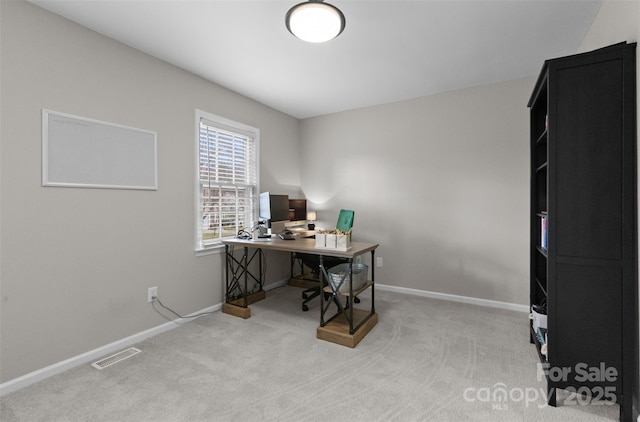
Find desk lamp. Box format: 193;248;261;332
307;211;317;230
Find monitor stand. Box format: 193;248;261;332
269;220;287;235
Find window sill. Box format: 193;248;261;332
194;243;225;257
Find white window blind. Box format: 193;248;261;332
196;111;259;250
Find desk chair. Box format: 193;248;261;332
295;209;354;311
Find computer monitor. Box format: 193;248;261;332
259;192;289;231
286;199;307;229
288;199;306;220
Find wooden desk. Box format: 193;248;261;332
221;236;379;347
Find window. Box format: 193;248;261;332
196;110;259;251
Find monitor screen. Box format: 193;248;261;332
288;199;307;221
259;192;271;221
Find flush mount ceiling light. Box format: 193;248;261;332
285;0;346;43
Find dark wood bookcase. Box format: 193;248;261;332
528;42;637;422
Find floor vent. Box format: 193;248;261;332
91;347;141;370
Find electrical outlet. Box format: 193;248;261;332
148;286;158;303
376;257;383;268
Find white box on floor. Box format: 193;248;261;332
530;308;547;331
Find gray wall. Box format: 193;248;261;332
299;77;532;305
0;0;299;383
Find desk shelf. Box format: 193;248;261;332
323;280;373;297
317;309;378;348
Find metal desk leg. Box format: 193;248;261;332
319;255;344;326
320;255;327;326
371;249;376;314
225;244;230;302
242;246;249;308
348;260;354;334
222;246;266;319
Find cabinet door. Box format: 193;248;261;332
554;58;623;261
548;46;631;395
554;264;622;391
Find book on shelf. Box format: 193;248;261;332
540;215;548;250
535;327;547;346
536;327;549;357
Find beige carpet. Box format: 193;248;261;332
0;286;620;421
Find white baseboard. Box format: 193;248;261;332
0;302;221;397
264;278;288;291
375;283;529;313
1;280;525;397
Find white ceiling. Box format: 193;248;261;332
28;0;602;119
